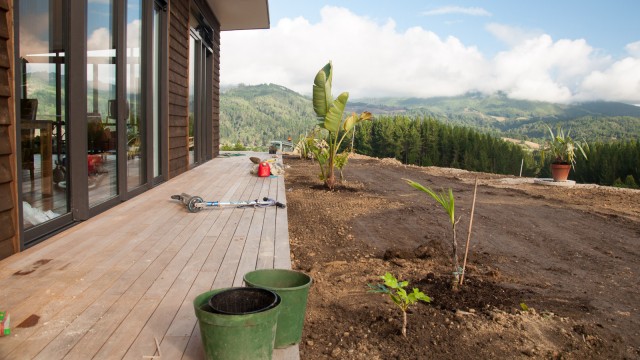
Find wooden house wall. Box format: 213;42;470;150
168;0;190;179
0;0;16;259
168;0;222;178
212;24;220;157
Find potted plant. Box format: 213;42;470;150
542;125;588;181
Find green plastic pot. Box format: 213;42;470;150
193;288;281;360
243;269;312;348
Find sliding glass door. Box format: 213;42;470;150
87;0;118;207
126;0;144;190
189;16;213;167
18;0;70;232
152;2;164;181
18;0;165;245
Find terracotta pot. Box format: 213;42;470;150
551;163;571;181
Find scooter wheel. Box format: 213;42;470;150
187;196;204;213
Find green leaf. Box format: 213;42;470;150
390;294;402;305
342;111;372;132
447;188;455;224
367;283;389;294
312;62;332;118
323;92;349;133
397;287;408;301
342;113;358;133
405;179;455;225
382;272;399;289
412;288;432;303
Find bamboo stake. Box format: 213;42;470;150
459;177;479;286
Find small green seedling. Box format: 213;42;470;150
405;179;462;288
368;272;431;337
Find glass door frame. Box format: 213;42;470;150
147;0;168;186
17;0;168;246
15;0;75;245
188;20;214;167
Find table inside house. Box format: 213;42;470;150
22;120;53;196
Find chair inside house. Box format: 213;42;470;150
20;99;38;182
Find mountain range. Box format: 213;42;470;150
219;84;640;147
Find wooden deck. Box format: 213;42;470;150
0;152;297;359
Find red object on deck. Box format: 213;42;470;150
258;162;271;177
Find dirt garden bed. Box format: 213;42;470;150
282;154;640;359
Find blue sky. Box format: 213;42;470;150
268;1;639;58
221;1;640;103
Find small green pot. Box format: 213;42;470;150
243;269;312;348
193;288;280;360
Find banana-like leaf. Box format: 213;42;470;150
323;92;349;133
343;111;372;132
312;62;332;118
342;113;357;133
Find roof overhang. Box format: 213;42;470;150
207;0;270;31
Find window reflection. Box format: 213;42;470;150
188;35;196;166
87;0;118;206
19;0;68;228
127;0;144;189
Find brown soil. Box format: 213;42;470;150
283;154;640;360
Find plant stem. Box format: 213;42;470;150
452;223;459;274
402;310;407;337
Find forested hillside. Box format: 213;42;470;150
220;85;640;146
219;84;316;147
353;93;640;142
353;116;538;176
352;115;639;187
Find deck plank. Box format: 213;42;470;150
159;160;260;358
256;172;279;269
232;178;272;286
274;172;292;269
0;152;298;360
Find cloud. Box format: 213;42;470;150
222;6;486;99
88;27;112;52
626;41;640;57
127;19;141;49
18;12;51;57
422;6;491;17
575;57;640;103
485;35;610;102
220;6;640;104
486;23;544;47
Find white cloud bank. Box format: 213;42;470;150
221;6;640;104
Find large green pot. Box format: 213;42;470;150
193;288;280;360
243;269;312;348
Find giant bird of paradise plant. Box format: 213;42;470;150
312;61;372;190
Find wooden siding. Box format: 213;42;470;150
0;0;16;259
212;24;220;158
168;0;190;179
